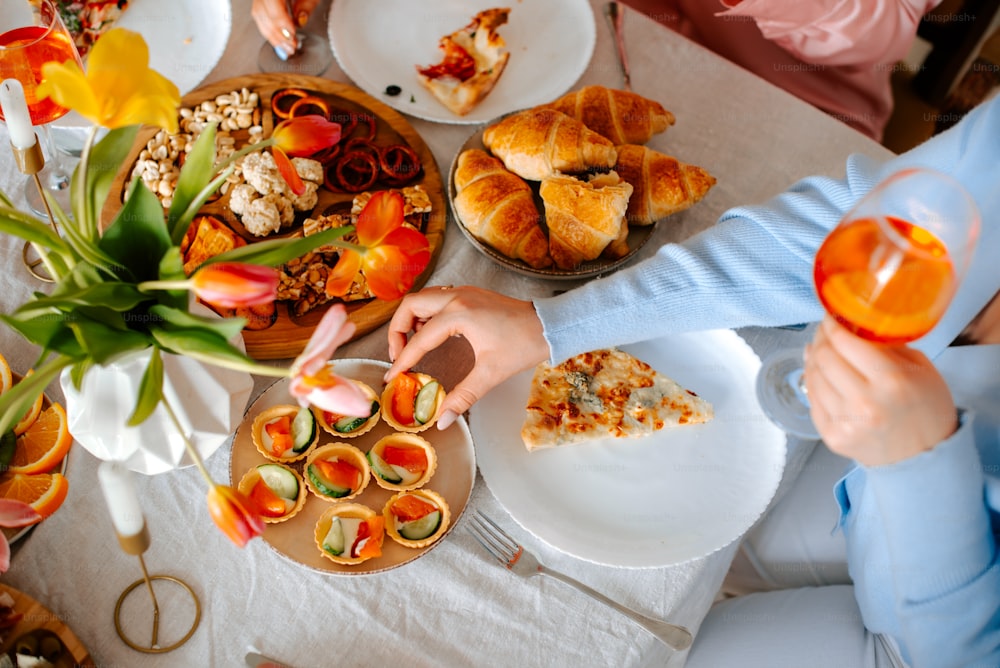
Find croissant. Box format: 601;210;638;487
541;85;675;145
613;144;716;225
481;108;618;181
453;149;552;269
540;171;633;270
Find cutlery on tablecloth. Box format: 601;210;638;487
245;650;296;668
605;2;633;91
468;512;694;651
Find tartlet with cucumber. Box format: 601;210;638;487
383;489;451;548
313;380;381;438
237;463;307;524
380;371;446;433
367;432;438;492
314;503;385;565
304;443;371;501
251;404;319;463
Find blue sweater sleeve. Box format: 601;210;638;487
862;416;1000;666
534;95;1000;364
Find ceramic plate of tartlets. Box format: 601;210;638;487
230;358;476;575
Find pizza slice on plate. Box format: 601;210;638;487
521;348;714;451
54;0;130;57
415;7;511;117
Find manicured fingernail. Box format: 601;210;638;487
273;44;290;61
437;410;456;430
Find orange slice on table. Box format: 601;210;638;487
0;472;69;519
13;389;44;436
9;403;73;474
0;352;11;395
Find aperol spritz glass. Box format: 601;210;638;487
0;0;83;217
756;167;980;439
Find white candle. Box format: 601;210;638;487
98;461;146;538
0;79;37;150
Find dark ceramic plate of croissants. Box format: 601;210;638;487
447;85;718;279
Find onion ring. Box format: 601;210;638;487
327;150;380;192
378;144;422;184
288;95;331;119
270;88;308;119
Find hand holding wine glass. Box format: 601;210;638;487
252;0;332;76
756;167;980;440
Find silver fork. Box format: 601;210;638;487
468;512;693;651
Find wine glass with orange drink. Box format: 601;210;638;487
756;167;980;439
0;0;83;221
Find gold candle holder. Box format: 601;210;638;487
98;461;201;653
111;523;202;654
11;139;58;283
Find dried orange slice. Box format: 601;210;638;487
0;472;69;519
0;352;11;395
9;403;72;474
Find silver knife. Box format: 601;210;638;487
605;2;632;91
245;651;296;668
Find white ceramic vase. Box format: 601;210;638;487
61;348;253;475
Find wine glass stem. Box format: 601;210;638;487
37;124;71;192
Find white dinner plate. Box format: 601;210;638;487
471;330;787;568
327;0;596;124
114;0;231;94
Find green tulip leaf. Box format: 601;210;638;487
149;304;247;342
128;347;164;427
68;317;151;365
85;126;139;231
207;226;353;268
99;179;171;281
167;123;219;243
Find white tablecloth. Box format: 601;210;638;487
0;1;893;666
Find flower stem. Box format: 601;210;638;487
159;393;215;488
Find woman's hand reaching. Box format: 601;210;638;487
385;286;549;430
804;316;958;467
251;0;321;59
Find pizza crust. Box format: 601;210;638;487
521;348;714;451
415;8;511;116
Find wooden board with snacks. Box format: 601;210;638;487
102;73;447;360
0;583;92;667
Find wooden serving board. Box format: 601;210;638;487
103;73;447;360
0;583;93;667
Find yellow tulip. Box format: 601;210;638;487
38;28;180;133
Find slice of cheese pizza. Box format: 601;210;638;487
521;348;714;451
54;0;130;57
415;7;511;116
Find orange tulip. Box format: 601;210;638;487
189;262;278;308
325;191;431;301
270;116;342;196
207;485;264;548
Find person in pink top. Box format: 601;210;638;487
621;0;942;141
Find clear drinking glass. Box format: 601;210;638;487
756;168;981;439
257;1;332;77
0;0;83;217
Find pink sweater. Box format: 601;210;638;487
625;0;940;140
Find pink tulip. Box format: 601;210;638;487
0;499;42;573
288;304;372;416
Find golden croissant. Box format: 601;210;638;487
453;149;552;269
540;171;633;270
613;144;716;225
541;85;675;145
481;108;618;181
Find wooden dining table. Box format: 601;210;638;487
0;0;895;666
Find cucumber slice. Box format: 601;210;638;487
257;464;299;500
413;381;440;424
307;464;351;498
399;510;442;540
334;415;366;433
321;518;345;556
291;407;316;452
367;449;403;483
